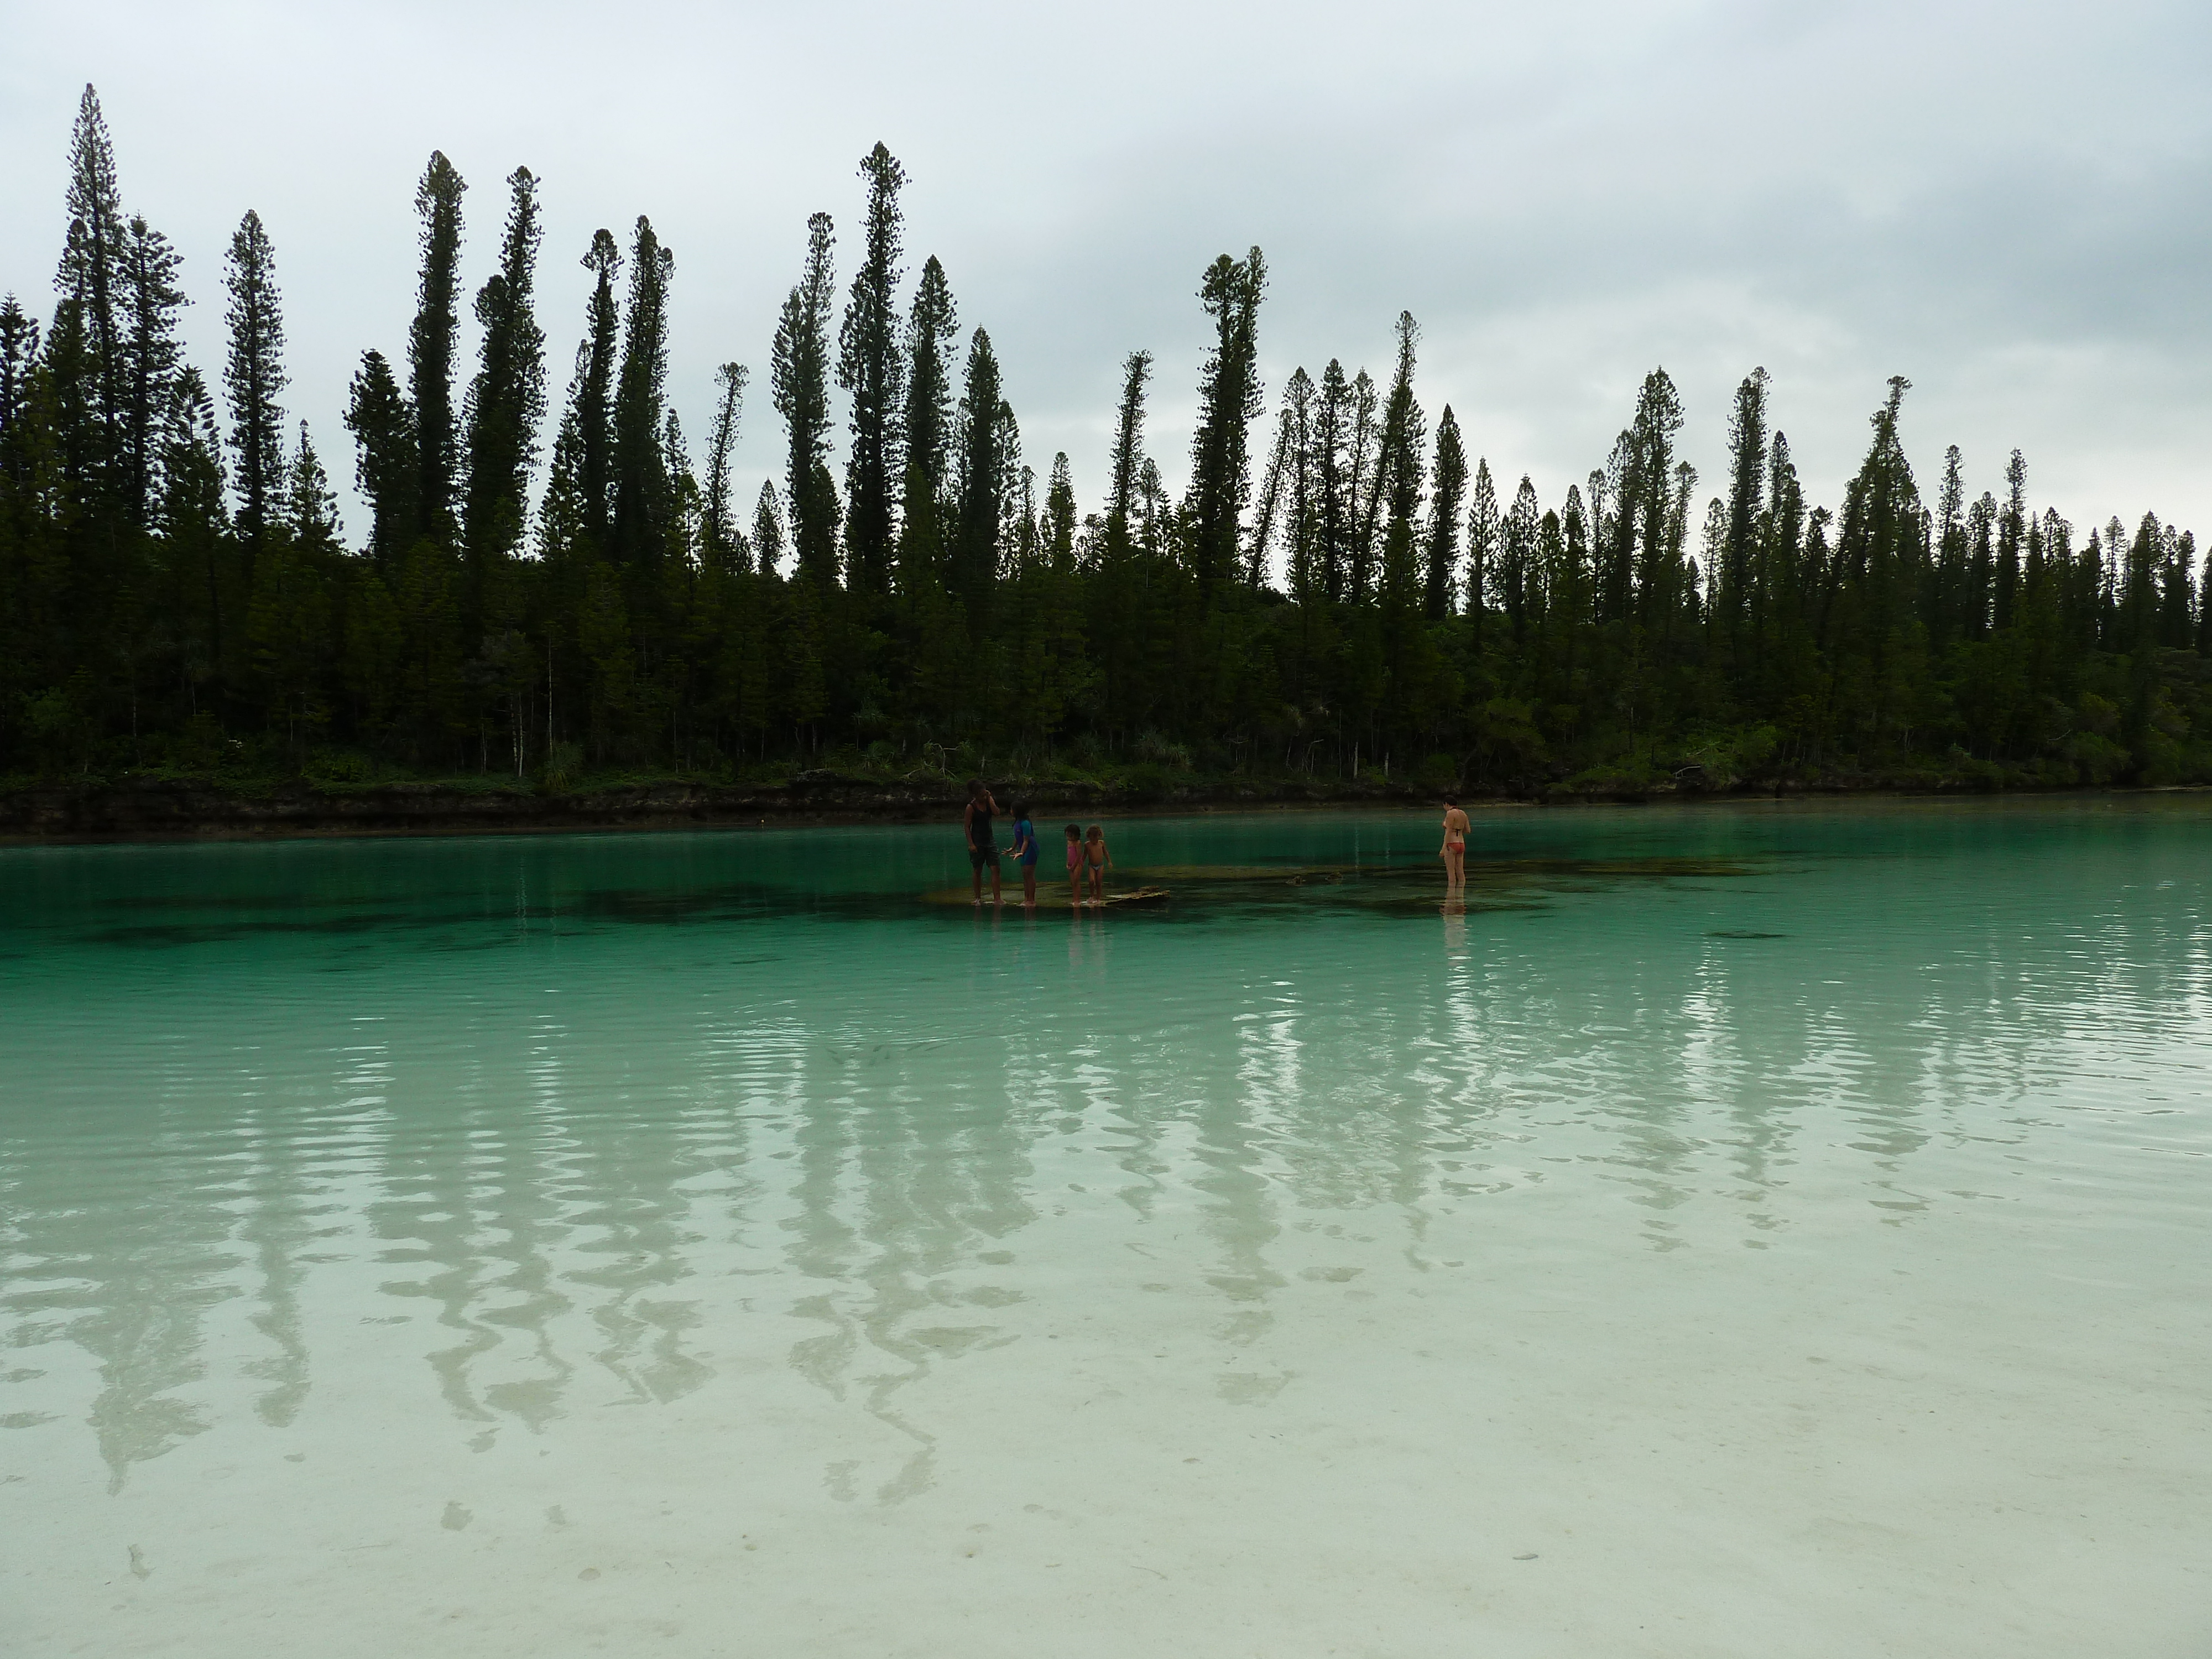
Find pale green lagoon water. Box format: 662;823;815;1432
2;800;2207;1656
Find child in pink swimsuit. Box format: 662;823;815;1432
1064;823;1086;905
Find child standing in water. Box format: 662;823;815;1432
1063;823;1086;905
1438;794;1470;897
1008;801;1040;907
1084;823;1111;902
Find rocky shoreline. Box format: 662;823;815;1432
0;774;1397;840
0;768;2139;843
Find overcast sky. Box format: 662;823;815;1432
4;0;2206;568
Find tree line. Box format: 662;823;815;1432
2;86;2204;791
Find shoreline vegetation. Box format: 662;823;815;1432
1;764;2199;843
5;91;2210;832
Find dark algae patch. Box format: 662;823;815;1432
1083;853;1779;920
65;858;1796;947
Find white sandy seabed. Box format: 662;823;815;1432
8;1156;2206;1659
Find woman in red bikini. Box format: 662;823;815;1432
1439;794;1469;898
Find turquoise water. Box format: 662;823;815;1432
4;801;2208;1656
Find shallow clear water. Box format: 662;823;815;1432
3;801;2208;1656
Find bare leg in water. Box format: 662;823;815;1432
1439;796;1470;899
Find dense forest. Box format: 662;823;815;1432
2;87;2206;797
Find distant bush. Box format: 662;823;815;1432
542;740;585;793
2061;731;2131;785
1120;761;1180;795
1134;729;1193;771
303;748;375;787
1565;759;1663;794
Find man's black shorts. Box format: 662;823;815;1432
969;842;995;870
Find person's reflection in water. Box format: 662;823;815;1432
1441;899;1467;957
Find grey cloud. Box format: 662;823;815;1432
2;0;2203;558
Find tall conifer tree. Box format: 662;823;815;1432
1277;368;1318;605
771;212;838;586
462;167;546;570
752;481;787;575
895;256;959;593
1314;361;1352;603
1374;312;1427;600
408;152;466;545
1995;447;2026;632
1184;247;1266;592
118;216;186;528
838;144;907;597
1499;476;1542;639
344;351;416;566
1373;316;1434;726
951;328;1011;620
0;298;38;441
1104;351;1152;555
284;420;343;554
702;363;749;573
1626;369;1686;624
1424;406;1468;619
1933;444;1966;646
1345;368;1381;602
571;230;622;551
53;85;126;495
611;216;673;566
1464;458;1499;639
1968;492;1996;640
1044;453;1077;573
222;208;286;588
1721;367;1770;659
1248;404;1293;588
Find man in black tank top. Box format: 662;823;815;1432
963;779;1004;906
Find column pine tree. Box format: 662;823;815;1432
1424;406;1467;619
118;216;186;528
702;363;749;573
344;351;416;567
771;212;838;586
837;144;907;597
222;208;286;589
611;217;674;566
462;166;546;572
896;256;958;595
572;230;622;552
408;152;466;545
